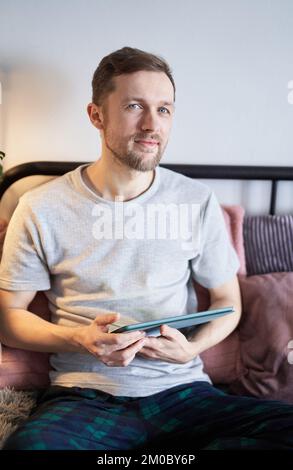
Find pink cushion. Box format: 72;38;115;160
230;273;293;403
221;205;246;276
194;205;246;383
194;282;242;384
0;213;51;389
0;344;50;389
0;292;51;390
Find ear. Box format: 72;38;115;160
87;102;105;130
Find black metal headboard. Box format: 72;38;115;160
1;161;293;215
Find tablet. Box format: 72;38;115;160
110;306;234;334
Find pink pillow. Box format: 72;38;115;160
195;282;243;384
221;205;246;276
194;205;246;384
0;343;50;389
0;213;52;389
0;292;51;390
230;273;293;403
194;204;246;304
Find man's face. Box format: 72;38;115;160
96;71;175;172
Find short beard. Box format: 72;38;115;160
104;135;163;172
111;147;162;172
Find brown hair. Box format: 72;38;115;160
91;46;176;106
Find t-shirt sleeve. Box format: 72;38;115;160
0;195;51;291
191;190;240;288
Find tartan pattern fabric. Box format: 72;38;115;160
3;382;293;450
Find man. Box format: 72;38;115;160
0;47;292;450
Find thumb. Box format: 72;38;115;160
160;324;178;340
93;312;120;326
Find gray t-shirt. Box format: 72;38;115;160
0;164;239;396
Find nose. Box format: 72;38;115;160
140;109;160;133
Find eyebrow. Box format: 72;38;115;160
122;97;175;108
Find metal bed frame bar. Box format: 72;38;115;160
1;161;293;215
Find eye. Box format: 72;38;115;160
127;104;171;114
159;107;170;114
127;103;142;110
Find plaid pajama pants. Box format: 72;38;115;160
3;381;293;450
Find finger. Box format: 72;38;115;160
138;347;158;359
93;313;120;326
126;337;147;355
101;330;146;349
160;325;179;340
114;331;146;347
140;337;160;348
100;325;109;333
110;338;146;363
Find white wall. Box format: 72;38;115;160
1;0;293;212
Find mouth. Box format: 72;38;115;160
134;140;159;147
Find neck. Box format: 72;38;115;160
84;155;155;202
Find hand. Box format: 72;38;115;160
72;313;146;367
138;325;197;364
